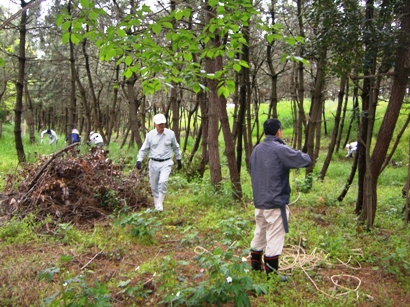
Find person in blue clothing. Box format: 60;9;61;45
71;128;81;143
135;114;182;211
249;118;311;279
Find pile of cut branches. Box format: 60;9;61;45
0;144;150;225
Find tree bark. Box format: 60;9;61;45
24;78;35;144
126;74;143;148
319;75;347;180
362;0;410;226
205;3;222;187
14;1;28;163
67;0;78;142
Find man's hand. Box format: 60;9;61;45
177;160;182;170
136;161;142;170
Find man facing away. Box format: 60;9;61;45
135;113;182;211
40;128;58;145
249;118;311;279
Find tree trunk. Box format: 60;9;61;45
67;0;77;142
82;31;107;144
381;113;410;172
198;90;209;177
205;3;222;187
218;93;242;199
362;0;410;226
306;48;327;174
127;74;143;148
319;75;347;180
296;0;306;151
14;2;28;163
24;79;35;144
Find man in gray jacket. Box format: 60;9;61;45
249;118;311;279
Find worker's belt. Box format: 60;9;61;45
151;158;171;162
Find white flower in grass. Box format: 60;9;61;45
226;276;232;283
63;282;67;287
176;291;180;297
244;269;249;273
242;257;247;262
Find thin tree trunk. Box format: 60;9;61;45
198;90;209;177
306;48;327;174
24;78;35;144
319;75;347;180
82;30;107;144
218;93;242;199
14;2;28;163
205;3;222;187
381;113;410;172
296;0;306;151
67;0;78;143
337;150;359;201
127;74;143;148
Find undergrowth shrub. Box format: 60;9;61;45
0;213;47;245
39;254;111;307
161;247;267;307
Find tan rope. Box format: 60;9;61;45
281;243;363;298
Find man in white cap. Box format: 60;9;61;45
89;131;104;147
135;113;182;211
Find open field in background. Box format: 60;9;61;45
0;100;409;306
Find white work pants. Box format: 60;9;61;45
250;206;289;257
148;159;173;198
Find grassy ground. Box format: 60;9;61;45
0;104;409;306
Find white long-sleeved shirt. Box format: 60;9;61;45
90;133;104;146
137;128;181;162
41;129;58;144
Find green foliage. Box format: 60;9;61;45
161;247;266;307
0;214;46;245
54;0;303;98
38;255;111;307
115;211;161;239
94;189;124;210
216;216;251;245
117;278;152;301
295;173;313;193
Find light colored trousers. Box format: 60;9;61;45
149;159;173;198
250;206;289;257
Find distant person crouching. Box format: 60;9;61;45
40;128;58;145
66;128;81;144
88;131;104;147
345;141;358;158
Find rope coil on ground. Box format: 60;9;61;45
281;243;363;298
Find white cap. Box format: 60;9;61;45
72;128;79;134
90;131;94;136
153;114;166;124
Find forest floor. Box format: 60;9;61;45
0;145;409;306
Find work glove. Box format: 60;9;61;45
136;161;142;170
177;160;182;170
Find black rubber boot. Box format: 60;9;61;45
264;255;288;281
264;255;279;275
250;250;264;271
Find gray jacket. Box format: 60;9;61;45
250;135;311;231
